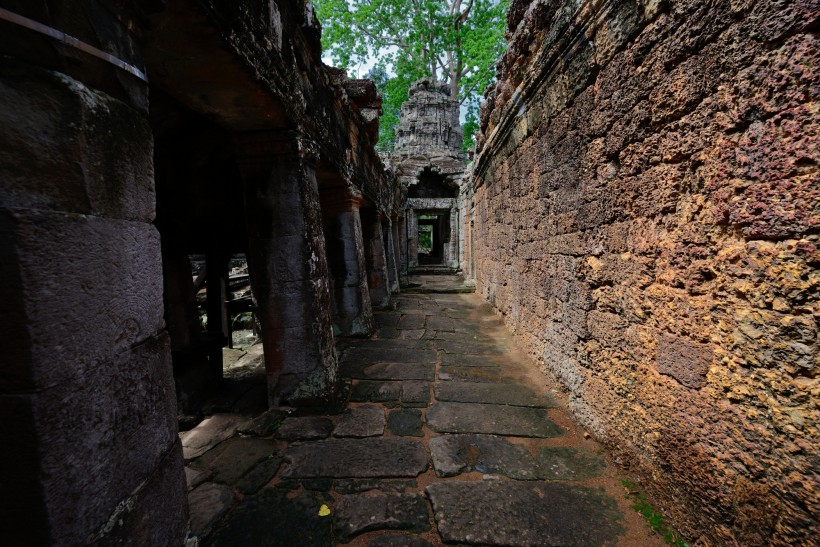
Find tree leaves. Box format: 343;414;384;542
316;0;508;152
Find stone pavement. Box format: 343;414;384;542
181;282;667;546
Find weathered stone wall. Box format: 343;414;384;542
470;0;818;544
0;3;187;543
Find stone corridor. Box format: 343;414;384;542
181;279;666;546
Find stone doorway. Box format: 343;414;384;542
417;212;449;265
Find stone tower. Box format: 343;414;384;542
391;79;468;271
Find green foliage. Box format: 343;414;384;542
316;0;508;152
620;480;689;547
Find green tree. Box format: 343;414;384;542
317;0;508;152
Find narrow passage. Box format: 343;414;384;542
182;277;666;546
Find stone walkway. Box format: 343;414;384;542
181;283;666;546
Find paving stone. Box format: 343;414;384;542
441;353;498;367
303;478;333;492
235;456;282;494
342;346;437;364
368;535;436;547
345;339;431;350
188;482;235;537
426;403;564;437
373;312;399;328
333;492;431;542
425;315;455;331
402;380;430;406
180;413;248;460
377;327;400;339
436;341;503;355
397;314;426;329
429;434;540;479
185;467;211;491
238;408;290;436
387;409;424;437
537;447;606;481
398;328;426;339
334;479;418;494
275;416;334;441
191;437;278;485
350;380;402;404
204;489;331;547
425;481;624;546
346;362;435;381
438;366;505;382
282;438;428;478
333;405;385;437
435;382;555;408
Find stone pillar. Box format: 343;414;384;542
386;215;400;293
235;131;337;407
448;204;460;269
407;209;419;269
397;213;409;285
320;187;374;336
204;243;229;380
361;208;391;308
0;62;186;544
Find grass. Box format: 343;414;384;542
621;480;689;547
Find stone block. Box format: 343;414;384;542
2;210;165;391
0;64;155;222
333;405;385;437
333;492;430;543
655;333;713;389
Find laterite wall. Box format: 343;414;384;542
470;0;818;543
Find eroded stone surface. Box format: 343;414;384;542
188;482;235;537
341;346;437;365
429;434;540;479
283;438;428;478
333;405;385;438
438;366;504;382
440;353;497;368
435;382;554;408
333;492;430;542
346;363;435;381
181;414;247;460
387;409;424;437
191;437;277;485
350;380;402;404
275;416;334;441
204;489;330;547
185;467;211;491
368;535;435;547
426;481;623;546
401;380;430;406
537;447;606;481
427;403;563;437
232;457;282;494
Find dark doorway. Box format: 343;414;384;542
418;213;449;265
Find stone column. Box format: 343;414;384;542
361;208;391;308
235;131;337;407
449;203;460;269
386;215;400;293
397;213;409;285
407;209;419;269
0;61;186;544
320;187;374;336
